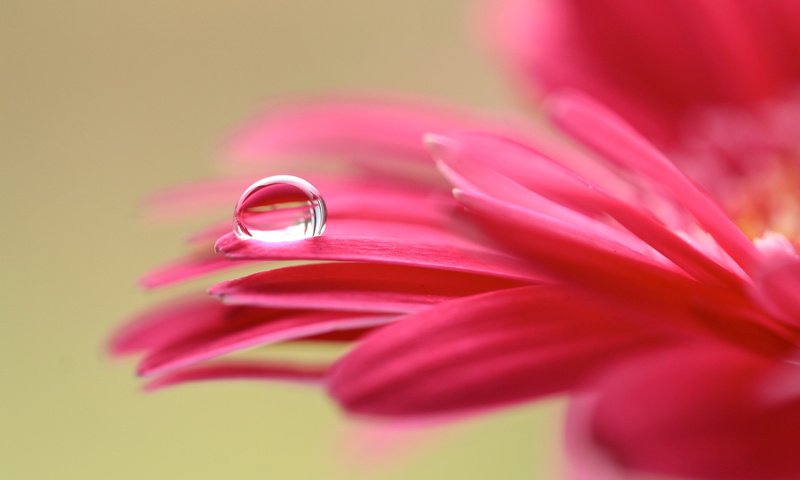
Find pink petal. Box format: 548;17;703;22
110;296;227;355
433;132;743;287
138;309;395;377
429;135;652;257
448;190;791;349
188;186;460;245
215;232;542;282
148;210;532;289
144;360;328;391
483;0;676;143
148;175;454;224
328;286;664;417
584;344;800;480
547;92;761;273
144;176;254;221
210;263;524;314
453;188;692;294
139;251;257;289
752;247;800;325
111;297;382;358
486;0;800;146
564;396;628;480
226;95;517;164
338;420;451;473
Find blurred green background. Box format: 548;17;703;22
2;1;563;478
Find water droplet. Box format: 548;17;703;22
233;175;327;242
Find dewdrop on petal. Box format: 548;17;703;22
233;175;327;242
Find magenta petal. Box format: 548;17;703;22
753;248;800;324
227;96;512;164
110;296;227;355
138;310;395;377
454;189;694;294
150;175;454;225
547;92;761;272
433;132;742;287
144;360;328;391
328;286;660;417
139;252;256;289
188;188;460;245
111;296;380;358
215;232;541;282
586;344;800;480
210;263;524;314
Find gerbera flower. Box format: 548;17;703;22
112;2;800;479
488;0;800;237
113;91;800;479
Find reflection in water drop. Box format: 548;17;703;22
233;175;327;242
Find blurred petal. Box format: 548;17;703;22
585;344;800;480
148;176;454;224
227;96;516;164
111;296;224;355
139;251;257;289
547;92;761;272
144;360;328;391
433;132;743;287
752;247;800;324
328;286;664;417
137;309;395;377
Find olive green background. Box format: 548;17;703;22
2;1;563;478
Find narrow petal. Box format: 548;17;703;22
453;188;692;294
139;251;257;289
188;187;460;245
138;309;395;377
328;286;665;417
110;296;225;355
215;232;542;282
547;92;761;273
210;263;524;313
144;360;328;391
111;296;379;357
148;175;454;224
227;96;516;164
432;132;744;287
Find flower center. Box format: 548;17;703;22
732;159;800;241
674;89;800;242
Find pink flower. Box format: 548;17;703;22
113;91;800;479
111;3;800;478
488;0;800;237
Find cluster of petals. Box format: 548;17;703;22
490;0;800;235
113;1;800;479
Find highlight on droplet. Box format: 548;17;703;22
233;175;327;242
